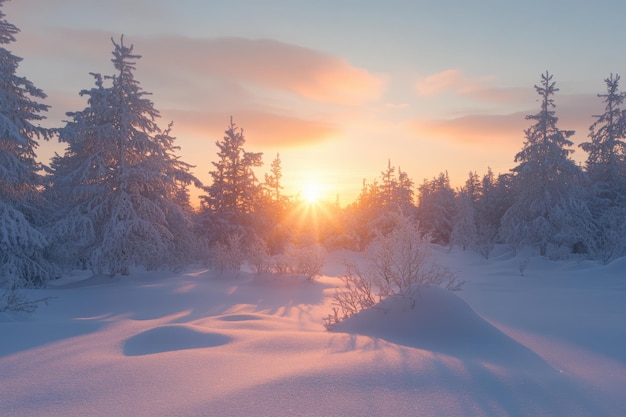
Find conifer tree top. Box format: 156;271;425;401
0;0;19;46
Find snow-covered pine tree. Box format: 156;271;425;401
264;153;284;207
380;159;396;207
47;36;199;275
344;178;383;248
579;74;626;261
0;0;55;288
416;172;456;245
580;74;626;187
260;153;291;253
472;169;513;257
377;160;415;213
451;171;480;252
343;160;416;248
199;117;263;244
394;167;415;212
500;72;594;257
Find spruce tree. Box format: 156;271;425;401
417;172;456;245
47;36;199;275
259;153;291;250
580;74;626;187
501;72;593;257
474;169;513;256
344;160;416;248
451;171;480;251
264;153;284;206
394;167;415;211
0;0;55;287
200;117;263;243
579;74;626;261
380;159;396;207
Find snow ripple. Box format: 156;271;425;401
123;324;231;356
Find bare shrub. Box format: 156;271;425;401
270;253;293;274
324;262;377;330
1;286;55;314
325;212;462;329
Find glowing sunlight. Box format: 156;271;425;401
301;181;323;204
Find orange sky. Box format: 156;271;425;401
5;1;623;205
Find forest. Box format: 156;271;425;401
2;1;626;304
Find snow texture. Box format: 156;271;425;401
1;248;624;417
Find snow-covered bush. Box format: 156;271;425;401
247;235;272;275
325;213;461;330
249;242;326;280
211;233;245;274
287;243;326;280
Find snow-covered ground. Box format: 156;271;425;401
1;248;625;417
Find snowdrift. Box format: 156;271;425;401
335;286;549;369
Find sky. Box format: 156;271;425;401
5;0;626;205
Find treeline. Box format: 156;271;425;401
346;72;626;263
1;3;626;291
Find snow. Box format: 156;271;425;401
1;248;625;417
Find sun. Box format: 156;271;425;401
302;182;322;204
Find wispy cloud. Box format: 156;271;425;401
384;102;410;110
28;30;386;107
140;36;387;106
410;92;603;163
415;69;535;106
410;112;527;146
161;109;340;148
416;69;494;97
12;29;375;149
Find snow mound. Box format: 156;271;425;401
335;286;548;368
123;324;231;356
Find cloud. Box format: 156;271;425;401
385;103;410;109
416;69;493;97
410;92;604;161
23;29;386;107
161;109;340;148
10;28;367;149
557;93;602;133
411;112;528;147
415;69;535;105
137;36;387;106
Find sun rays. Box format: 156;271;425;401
302;182;322;205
